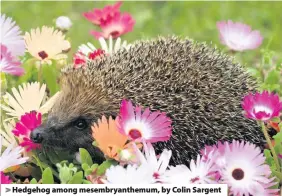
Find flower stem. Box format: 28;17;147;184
33;155;44;173
261;121;280;172
38;62;43;83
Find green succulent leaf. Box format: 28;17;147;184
42;167;54;184
58;164;73;184
91;164;99;171
68;171;83;184
30;178;38;184
83;180;92;184
81;163;90;172
79;148;93;167
97;160;117;176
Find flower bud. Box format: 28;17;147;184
56;16;72;31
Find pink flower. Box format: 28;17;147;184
200;140;279;195
73;49;105;69
200;141;226;168
83;1;122;25
88;49;105;60
0;172;12;184
116;100;172;143
0;14;25;58
252;180;280;196
216;20;263;51
242;91;282;121
0;44;24;76
90;12;135;39
219;140;277;196
73;52;87;69
12;111;42;151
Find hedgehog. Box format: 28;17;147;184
30;36;265;165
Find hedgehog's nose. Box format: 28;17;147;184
30;128;44;143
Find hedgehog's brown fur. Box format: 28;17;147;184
43;36;265;165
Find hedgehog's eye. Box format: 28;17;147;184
74;119;87;130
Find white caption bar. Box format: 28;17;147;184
1;184;228;196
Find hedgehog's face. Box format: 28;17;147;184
29;76;115;164
30;114;105;164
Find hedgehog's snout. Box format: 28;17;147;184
30;126;45;143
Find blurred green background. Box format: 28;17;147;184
2;1;282;61
1;1;282;96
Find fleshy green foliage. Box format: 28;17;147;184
97;160;117;176
42;167;54;184
30;178;38;184
79;148;93;167
56;162;79;184
68;171;83;184
82;163;99;177
27;148;118;184
264;128;282;186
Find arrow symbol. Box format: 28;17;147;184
6;188;11;192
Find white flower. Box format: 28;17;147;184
165;155;217;184
134;142;172;182
24;26;70;64
0;120;17;148
56;16;72;31
0;136;29;172
0;14;25;58
104;164;156;184
0;82;60;119
78;36;131;56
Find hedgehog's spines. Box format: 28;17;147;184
53;36;264;165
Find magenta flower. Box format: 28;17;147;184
216;20;263;51
0;172;12;184
116;100;172;143
83;1;122;25
73;49;105;69
12;111;42;151
90;12;135;39
0;44;24;76
242;91;282;121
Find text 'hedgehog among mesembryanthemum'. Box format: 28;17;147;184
30;36;265;166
